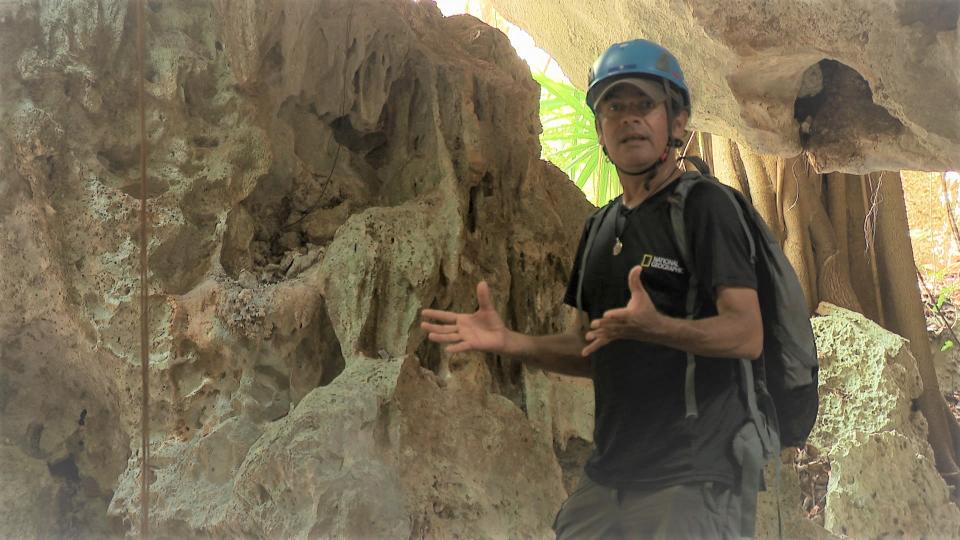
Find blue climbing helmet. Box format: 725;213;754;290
586;39;691;114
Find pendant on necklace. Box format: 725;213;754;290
613;238;623;256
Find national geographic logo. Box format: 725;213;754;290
641;254;684;274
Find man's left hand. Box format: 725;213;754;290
582;265;663;356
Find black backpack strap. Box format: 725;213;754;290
576;200;617;312
679;155;712;176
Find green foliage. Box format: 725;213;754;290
532;71;621;206
938;289;951;310
925;267;958;309
920;265;959;349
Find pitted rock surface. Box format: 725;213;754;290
3;0;958;538
808;304;960;538
1;0;588;537
485;0;960;174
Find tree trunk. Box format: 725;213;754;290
873;172;960;479
840;173;886;323
778;155;817;312
821;173;864;312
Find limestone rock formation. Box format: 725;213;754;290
0;445;62;539
4;0;959;538
484;0;960;174
808;304;960;538
0;0;591;537
751;304;960;539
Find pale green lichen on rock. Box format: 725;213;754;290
811;304;906;371
807;304;960;537
825;431;960;539
809;304;923;456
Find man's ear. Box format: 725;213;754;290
595;116;607;149
672;109;690;141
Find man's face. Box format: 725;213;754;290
595;85;686;170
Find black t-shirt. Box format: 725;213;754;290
563;178;756;489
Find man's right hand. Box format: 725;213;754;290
420;281;508;354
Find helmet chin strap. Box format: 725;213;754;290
613;148;671;190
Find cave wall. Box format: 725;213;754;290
3;0;959;538
0;0;593;536
484;0;960;174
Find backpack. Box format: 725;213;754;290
672;156;821;537
574;158;819;451
666;156;820;452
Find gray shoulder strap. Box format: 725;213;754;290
715;187;757;264
667;175;760;421
667;174;700;272
668;174;704;419
668;174;757;266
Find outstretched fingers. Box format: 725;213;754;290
581;335;608;357
585;325;617;343
597;307;631;322
428;331;462;343
477;281;494;311
420;308;459;323
420;321;458;334
421;280;495;355
587;315;628;336
420;310;464;345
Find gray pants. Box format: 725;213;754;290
553;475;743;540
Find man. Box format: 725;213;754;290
420;39;763;539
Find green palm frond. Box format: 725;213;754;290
533;71;620;206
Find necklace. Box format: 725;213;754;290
612;201;634;256
611;168;684;256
